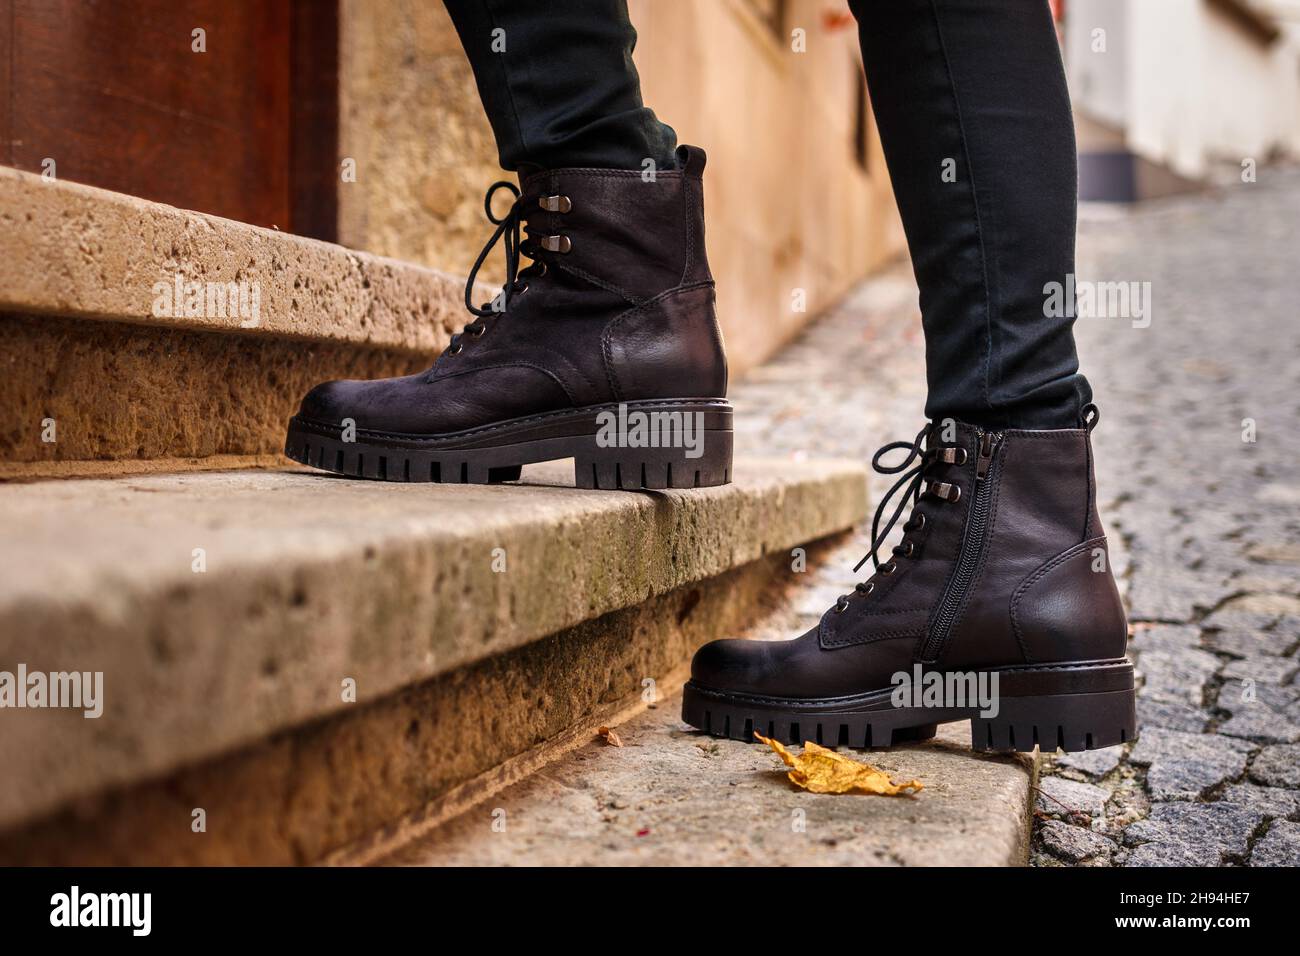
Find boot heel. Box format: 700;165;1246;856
970;665;1136;753
574;425;733;490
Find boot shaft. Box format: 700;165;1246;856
518;144;714;300
448;144;728;406
937;422;1126;668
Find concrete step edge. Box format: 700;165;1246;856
0;166;478;353
0;457;867;837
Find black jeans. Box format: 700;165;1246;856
443;0;1090;430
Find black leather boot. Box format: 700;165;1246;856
684;409;1136;752
285;146;731;489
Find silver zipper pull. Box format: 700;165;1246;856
976;432;997;480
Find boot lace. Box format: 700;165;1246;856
833;425;966;613
445;182;573;357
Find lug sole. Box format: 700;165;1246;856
284;399;733;490
681;658;1136;753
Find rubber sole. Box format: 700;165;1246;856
284;398;733;490
681;658;1136;753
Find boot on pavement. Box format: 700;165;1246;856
285;145;731;489
683;410;1136;753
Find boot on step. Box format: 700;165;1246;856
683;409;1136;753
285;145;730;489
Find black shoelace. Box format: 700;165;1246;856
834;425;962;613
446;182;549;356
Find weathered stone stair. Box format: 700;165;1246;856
0;168;872;864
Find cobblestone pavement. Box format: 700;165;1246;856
730;168;1300;867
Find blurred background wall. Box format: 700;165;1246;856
1060;0;1300;198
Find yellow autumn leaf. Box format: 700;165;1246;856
755;732;922;796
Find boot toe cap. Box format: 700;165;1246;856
296;379;357;424
690;638;782;696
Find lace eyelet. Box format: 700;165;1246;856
880;561;897;575
834;598;850;613
953;447;969;465
541;235;572;254
514;282;530;297
900;541;916;558
859;582;875;597
540;194;572;213
448;343;463;355
469;326;486;337
947;484;962;504
911;513;926;531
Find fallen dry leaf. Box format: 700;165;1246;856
755;732;922;796
597;726;623;747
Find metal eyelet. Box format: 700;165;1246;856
834;598;850;613
514;282;530;297
911;513;926;531
860;582;875;597
539;194;572;213
540;235;572;253
947;484;962;503
880;561;897;575
953;447;968;465
448;343;463;355
532;261;547;278
469;326;486;337
900;541;916;558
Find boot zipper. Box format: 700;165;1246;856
921;430;1001;662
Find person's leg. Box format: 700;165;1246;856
853;0;1088;430
286;2;730;491
683;0;1134;754
442;0;678;173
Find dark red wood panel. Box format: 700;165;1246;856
7;0;302;230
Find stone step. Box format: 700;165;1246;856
369;524;1037;868
0;167;483;477
0;457;867;864
378;712;1035;867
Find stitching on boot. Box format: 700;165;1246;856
554;260;642;304
601;281;715;400
293;394;729;443
1009;535;1108;664
934;438;1008;665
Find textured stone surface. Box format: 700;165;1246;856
1219;784;1300;819
1124;841;1219;867
0;166;470;352
1128;730;1255;801
379;717;1033;867
1036;776;1110;818
1220;657;1297;685
1030;171;1300;866
0;457;867;831
1133;647;1221;705
1123;802;1265;866
1136;698;1209;734
1054;748;1122;779
1038;820;1117;865
0;312;426;468
1249;821;1300;866
1217;711;1300;744
1204;628;1293;658
1249;744;1300;789
337;0;506;285
0;549;804;865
